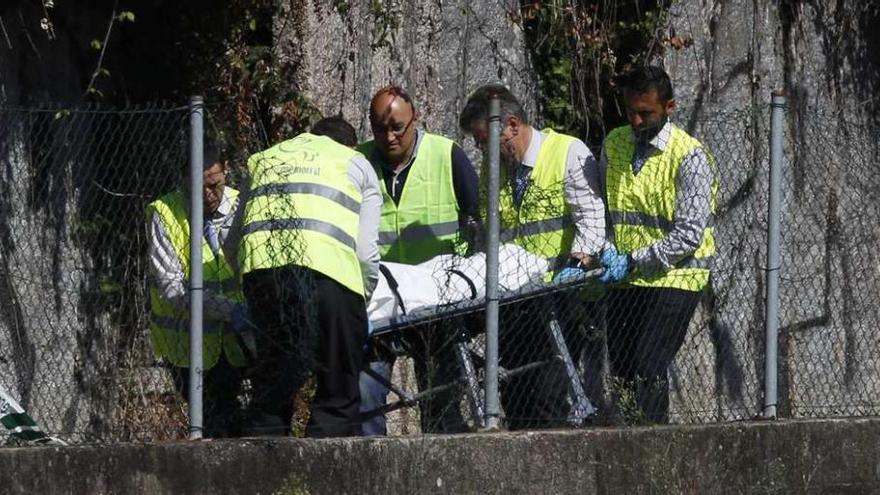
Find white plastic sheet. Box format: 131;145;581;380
367;244;550;324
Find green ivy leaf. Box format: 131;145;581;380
90;39;102;50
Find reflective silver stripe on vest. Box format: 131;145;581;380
204;279;238;292
378;220;460;246
676;256;713;270
152;315;225;334
242;218;357;250
499;216;572;243
378;231;397;245
609;210;673;231
250;182;360;214
611;210;717;231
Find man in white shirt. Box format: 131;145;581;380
147;142;250;437
459;84;607;429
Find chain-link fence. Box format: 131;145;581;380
0;104;191;444
1;97;878;445
774;104;880;418
365;98;880;432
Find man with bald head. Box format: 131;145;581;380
359;86;480;262
357;85;479;435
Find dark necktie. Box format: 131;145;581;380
511;165;530;207
632;141;650;175
204;220;220;255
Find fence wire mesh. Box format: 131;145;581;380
776;108;880;418
1;101;879;444
0;104;191;444
665;107;766;425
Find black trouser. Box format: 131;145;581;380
170;353;244;437
362;321;468;435
408;321;468;434
499;294;597;430
605;286;701;423
243;266;368;438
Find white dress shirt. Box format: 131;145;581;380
148;188;239;321
519;126;607;256
348;154;383;298
599;121;716;272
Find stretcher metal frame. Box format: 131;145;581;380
362;269;601;429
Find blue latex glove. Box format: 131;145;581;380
231;303;253;335
553;266;586;285
599;246;631;283
367;320;375;336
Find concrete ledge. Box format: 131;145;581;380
2;418;879;494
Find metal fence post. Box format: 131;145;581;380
483;96;502;429
188;96;205;439
763;91;785;419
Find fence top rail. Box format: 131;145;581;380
0;103;190;114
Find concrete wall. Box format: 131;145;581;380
3;419;879;494
275;0;536;143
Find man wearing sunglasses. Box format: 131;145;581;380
359;85;481;263
357;85;480;436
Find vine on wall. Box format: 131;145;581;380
516;0;691;143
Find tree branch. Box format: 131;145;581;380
84;0;119;98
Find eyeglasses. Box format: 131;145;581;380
372;117;414;139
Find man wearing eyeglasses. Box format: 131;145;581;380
357;85;480;435
147;142;251;437
358;86;481;263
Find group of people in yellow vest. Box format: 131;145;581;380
147;65;717;437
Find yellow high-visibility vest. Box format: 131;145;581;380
239;133;365;297
488;129;576;274
148;189;246;369
358;133;460;264
604;123;717;291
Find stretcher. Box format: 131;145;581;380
363;245;601;429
